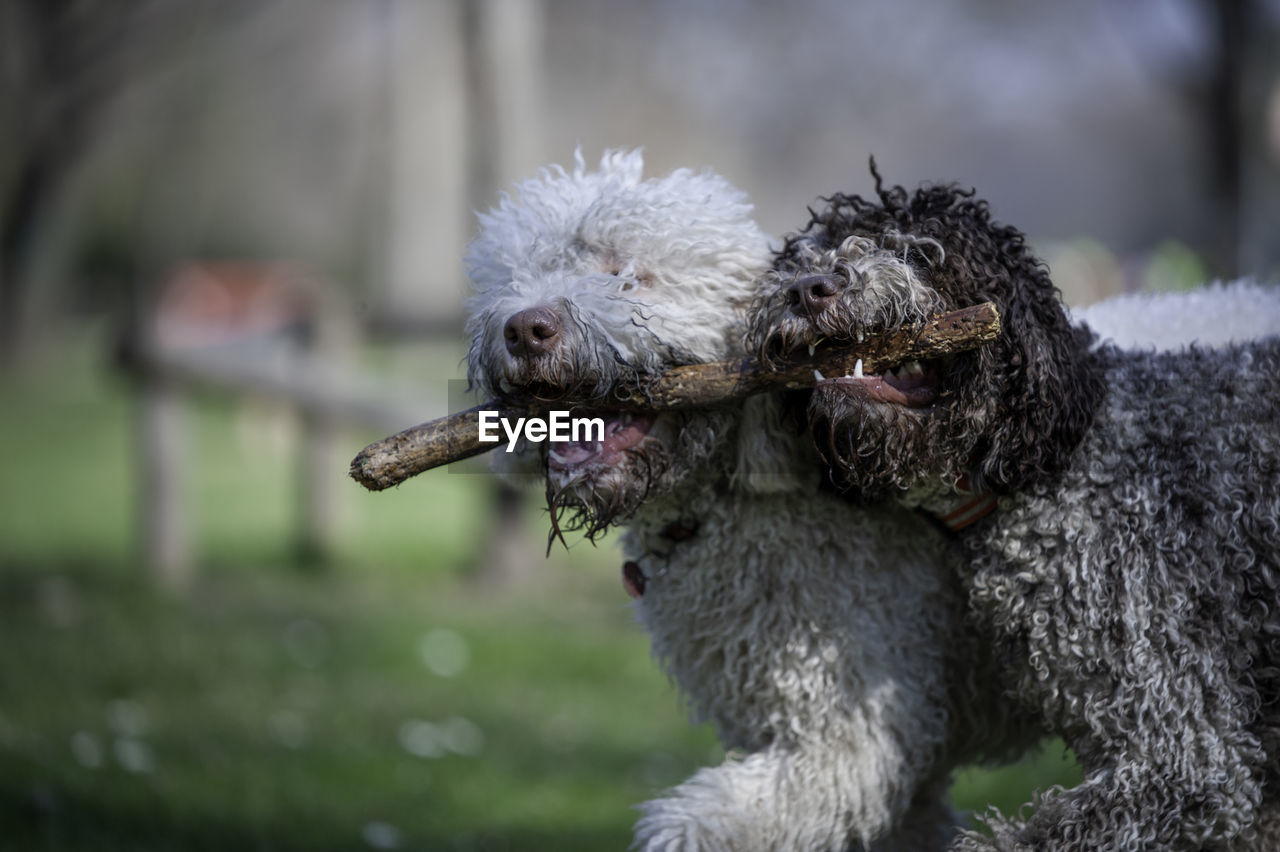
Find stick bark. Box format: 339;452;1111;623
350;301;1000;491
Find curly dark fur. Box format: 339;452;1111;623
749;164;1106;497
951;339;1280;851
750;164;1280;850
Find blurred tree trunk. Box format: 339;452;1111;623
1233;0;1280;277
1205;0;1244;280
0;143;64;361
0;0;187;364
0;1;84;362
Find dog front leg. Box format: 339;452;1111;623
633;737;951;852
949;756;1264;852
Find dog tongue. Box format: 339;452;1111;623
547;414;655;470
882;369;930;392
826;371;938;407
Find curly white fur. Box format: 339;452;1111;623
466;149;768;398
626;475;995;852
1070;279;1280;351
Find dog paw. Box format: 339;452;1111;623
631;821;710;852
632;796;741;852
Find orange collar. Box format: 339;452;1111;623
931;475;999;532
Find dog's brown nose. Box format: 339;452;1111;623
504;306;562;357
787;274;841;317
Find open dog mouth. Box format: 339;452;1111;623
547;412;657;471
812;351;941;409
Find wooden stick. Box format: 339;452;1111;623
350;301;1000;491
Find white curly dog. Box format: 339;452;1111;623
460;149;1280;851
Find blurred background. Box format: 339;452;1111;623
1;0;1277;849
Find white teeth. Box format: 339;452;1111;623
853;358;863;379
807;343;816;357
856;331;864;343
594;442;604;454
621;413;632;426
813;369;825;382
549;450;566;464
884;360;920;379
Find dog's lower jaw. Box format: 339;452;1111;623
544;411;728;541
808;393;972;501
545;441;674;541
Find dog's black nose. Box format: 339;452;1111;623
786;274;841;317
504;306;562;357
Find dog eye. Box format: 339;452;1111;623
619;268;653;292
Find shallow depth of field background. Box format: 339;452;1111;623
1;1;1278;850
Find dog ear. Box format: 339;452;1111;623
884;184;1105;495
968;274;1105;493
730;394;820;494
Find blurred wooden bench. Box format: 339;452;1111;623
129;262;441;587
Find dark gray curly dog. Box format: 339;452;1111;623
750;169;1280;850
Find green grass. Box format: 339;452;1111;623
0;324;1077;850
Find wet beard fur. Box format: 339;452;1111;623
544;440;675;553
808;388;970;500
543;410;725;551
